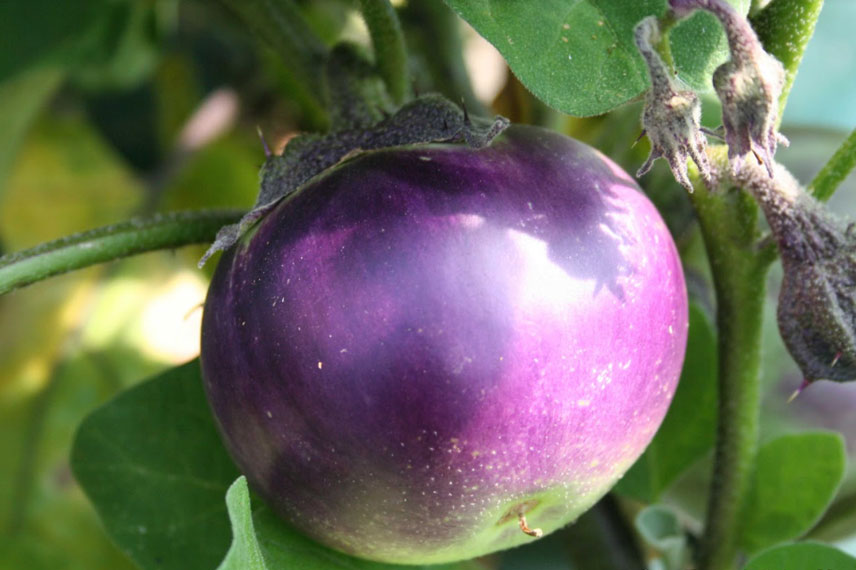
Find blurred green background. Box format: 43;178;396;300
1;1;855;569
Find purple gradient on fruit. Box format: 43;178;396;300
201;126;688;563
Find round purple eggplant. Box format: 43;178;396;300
200;125;688;564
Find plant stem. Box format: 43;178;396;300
654;13;677;70
358;0;410;105
0;209;243;295
216;0;329;126
399;0;486;116
690;151;773;570
809;127;856;203
684;3;823;564
750;0;824;116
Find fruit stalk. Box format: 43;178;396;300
216;0;329;127
399;0;486;115
358;0;411;105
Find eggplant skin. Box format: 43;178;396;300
201;125;688;564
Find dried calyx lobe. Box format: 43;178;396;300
669;0;787;176
736;164;856;383
634;16;711;192
665;0;854;382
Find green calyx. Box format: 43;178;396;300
198;95;509;267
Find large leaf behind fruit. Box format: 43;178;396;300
614;303;717;502
218;477;488;570
71;360;240;570
72;361;490;570
0;0;106;81
443;0;748;116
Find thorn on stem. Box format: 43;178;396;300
257;125;272;158
787;378;811;404
831;352;842;368
751;149;763;166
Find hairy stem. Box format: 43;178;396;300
0;210;243;295
690;150;773;570
670;0;759;68
809;127;856;203
653;13;677;70
399;0;486;115
750;0;824;116
358;0;410;105
216;0;328;126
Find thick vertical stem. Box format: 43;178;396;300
690;164;773;570
358;0;411;105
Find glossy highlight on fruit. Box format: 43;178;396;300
200;125;688;564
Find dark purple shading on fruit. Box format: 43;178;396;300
201;126;688;564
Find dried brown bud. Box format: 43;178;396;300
634;17;712;193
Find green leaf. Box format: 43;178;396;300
70;360;241;570
615;303;717;502
743;542;856;570
634;505;688;570
750;0;824;113
0;0;164;89
442;0;748;116
0;68;64;198
218;477;268;570
73;361;484;570
668;0;750;91
71;0;168;90
739;432;847;554
0;0;109;81
254;506;486;570
218;475;488;570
